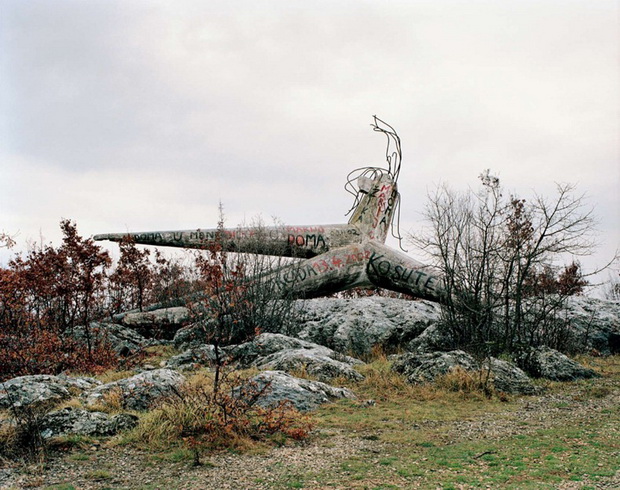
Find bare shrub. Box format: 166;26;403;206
135;371;312;464
412;171;598;355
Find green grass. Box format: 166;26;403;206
273;355;620;488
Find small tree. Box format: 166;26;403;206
0;220;117;380
412;172;596;355
187;205;301;392
109;236;153;313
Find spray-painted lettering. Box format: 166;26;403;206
366;251;437;293
287;234;327;250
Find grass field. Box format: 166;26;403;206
3;354;619;489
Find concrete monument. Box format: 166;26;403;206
95;117;444;302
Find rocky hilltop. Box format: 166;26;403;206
1;295;618;443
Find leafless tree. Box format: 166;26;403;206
411;171;596;354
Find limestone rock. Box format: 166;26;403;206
516;346;600;381
226;333;364;382
562;296;620;354
406;323;453;353
487;358;539;395
83;368;186;410
392;351;538;395
173;320;211;351
0;374;102;411
245;370;356;412
122;306;191;339
1;374;100;395
295;297;440;355
257;348;364;382
39;407;138;438
228;333;363;368
165;345;217;371
392;350;478;383
73;322;149;356
0;378;70;411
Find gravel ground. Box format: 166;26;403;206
1;429;386;489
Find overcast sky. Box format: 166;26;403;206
1;0;618;290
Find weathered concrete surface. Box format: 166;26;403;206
94;125;447;304
95;224;361;259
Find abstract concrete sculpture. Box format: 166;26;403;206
95;117;444;302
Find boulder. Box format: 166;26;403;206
39;407;138;438
0;379;70;411
392;350;538;395
83;368;186;411
0;374;102;411
295;297;440;356
392;350;479;384
225;333;364;382
1;374;100;394
562;296;620;354
227;333;363;368
173;320;211;351
122;306;191;339
164;345;217;371
487;358;539;395
257;348;364;382
73;322;149;356
244;371;356;412
516;346;600;381
406;323;453;353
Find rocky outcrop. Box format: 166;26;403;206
487;358;539;395
392;350;538;395
228;333;363;366
0;375;100;411
392;350;478;383
257;349;364;382
0;380;70;411
39;407;138;438
73;323;150;356
122;306;191;339
227;333;364;382
164;345;217;371
295;297;440;356
173;320;212;351
562;297;620;354
406;323;453;353
245;371;356;412
83;369;186;410
516;346;600;381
